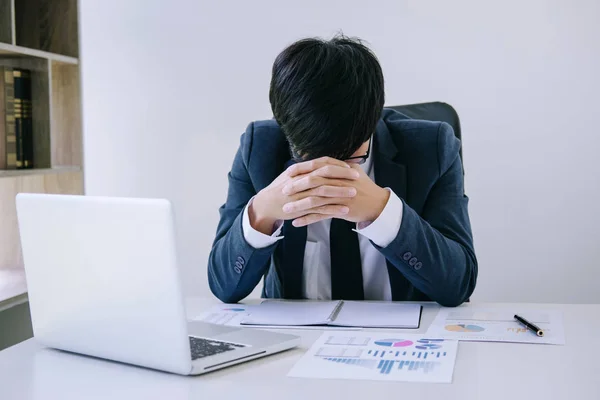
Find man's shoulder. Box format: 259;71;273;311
249;118;285;139
382;108;450;141
237;118;290;189
240;118;288;153
381;108;461;174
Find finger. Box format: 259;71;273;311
300;185;356;199
287;157;350;177
283;175;354;195
310;164;361;180
292;211;345;227
283;196;349;214
309;204;351;215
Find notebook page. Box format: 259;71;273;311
331;301;422;328
240;300;341;326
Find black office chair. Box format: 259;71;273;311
386;102;463;167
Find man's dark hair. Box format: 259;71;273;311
269;34;385;161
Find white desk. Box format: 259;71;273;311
1;298;599;400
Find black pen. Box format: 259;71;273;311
514;314;544;337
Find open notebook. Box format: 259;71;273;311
239;300;422;329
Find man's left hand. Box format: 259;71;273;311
282;163;390;227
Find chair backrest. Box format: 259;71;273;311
386;102;463;166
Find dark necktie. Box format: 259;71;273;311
330;218;364;300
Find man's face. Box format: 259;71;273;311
344;139;371;164
292;138;371;165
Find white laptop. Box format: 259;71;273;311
15;193;300;376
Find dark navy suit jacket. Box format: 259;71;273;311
207;108;477;306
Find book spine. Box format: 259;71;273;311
3;67;16;170
0;67;6;169
22;70;33;169
13;69;33;169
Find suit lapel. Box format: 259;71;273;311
373;119;407;202
274;158;307;299
373;119;413;301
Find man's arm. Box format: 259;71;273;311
208;125;359;303
372;124;477;307
207;126;279;303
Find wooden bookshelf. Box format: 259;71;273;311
0;0;83;288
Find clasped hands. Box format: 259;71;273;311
249;157;390;235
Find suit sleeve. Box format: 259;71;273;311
375;123;478;307
207;123;279;303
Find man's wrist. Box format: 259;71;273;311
248;193;277;235
355;188;403;248
366;187;390;222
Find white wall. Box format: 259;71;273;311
79;0;600;304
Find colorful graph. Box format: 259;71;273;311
445;324;485;333
415;338;444;349
323;357;377;370
367;350;448;359
416;344;442;350
374;339;414;347
417;339;445;343
322;358;439;375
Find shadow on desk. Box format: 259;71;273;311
31;348;194;399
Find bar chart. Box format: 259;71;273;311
322;358;440;375
367;350;448;359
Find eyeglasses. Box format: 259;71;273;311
344;139;371;165
290;138;372;165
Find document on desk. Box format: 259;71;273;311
193;303;360;330
240;300;422;328
288;331;458;383
426;306;566;345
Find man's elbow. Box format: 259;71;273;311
208;277;243;304
437;257;478;308
436;295;467;308
207;261;243;304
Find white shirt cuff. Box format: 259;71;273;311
354;188;403;248
242;197;284;249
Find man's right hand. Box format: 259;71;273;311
248;157;360;235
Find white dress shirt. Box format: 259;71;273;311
241;154;403;300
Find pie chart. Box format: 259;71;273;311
374;339;414;347
445;324;485;333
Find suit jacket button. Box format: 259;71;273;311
409;257;418;266
234;266;242;274
236;256;245;265
414;262;423;270
402;252;412;261
235;261;243;270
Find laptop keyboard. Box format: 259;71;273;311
189;336;247;360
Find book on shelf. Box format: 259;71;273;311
0;67;6;169
13;69;33;169
0;67;15;169
1;66;33;170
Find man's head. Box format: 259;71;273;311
269;34;385;162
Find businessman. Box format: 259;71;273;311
208;35;477;306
